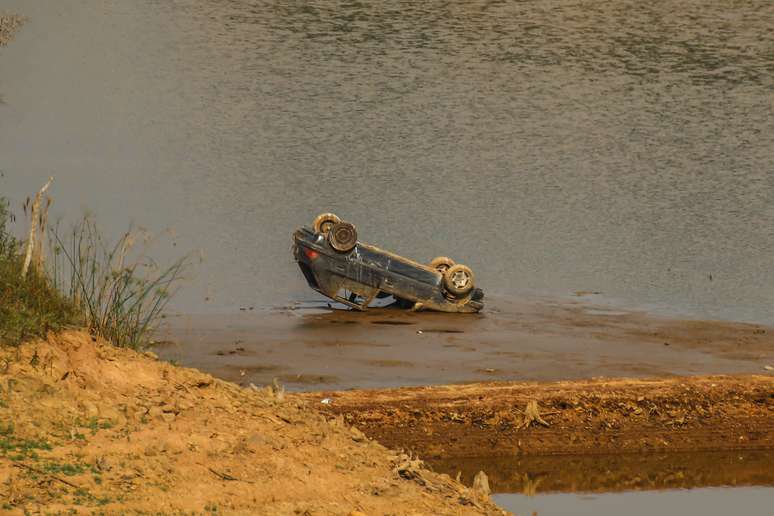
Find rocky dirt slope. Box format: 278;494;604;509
0;332;504;514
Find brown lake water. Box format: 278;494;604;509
433;450;774;515
1;0;773;322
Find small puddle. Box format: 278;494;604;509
431;451;774;515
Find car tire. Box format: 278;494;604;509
443;264;475;297
328;222;358;252
313;213;341;234
429;256;455;273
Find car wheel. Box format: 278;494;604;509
313;213;341;234
328;222;358;252
429;256;455;273
443;264;475;297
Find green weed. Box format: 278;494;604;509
0;197;79;345
0;428;52;459
42;460;86;476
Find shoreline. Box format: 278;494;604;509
2;329;773;512
300;375;774;459
154;297;774;392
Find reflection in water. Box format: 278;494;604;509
493;487;774;516
1;1;773;321
430;450;774;494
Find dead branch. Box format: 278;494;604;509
21;176;53;278
204;466;254;484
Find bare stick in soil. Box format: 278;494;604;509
519;400;550;429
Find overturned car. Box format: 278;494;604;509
292;213;483;313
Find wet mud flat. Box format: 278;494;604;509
155;296;774;391
298;375;774;459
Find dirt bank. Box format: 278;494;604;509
301;375;774;460
0;14;24;47
0;332;504;514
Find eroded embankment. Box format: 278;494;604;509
0;332;503;515
301;376;774;460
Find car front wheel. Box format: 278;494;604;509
443;264;475;297
328;222;358;252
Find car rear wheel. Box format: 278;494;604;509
443;264;475;297
328;222;358;252
313;213;341;234
429;256;455;273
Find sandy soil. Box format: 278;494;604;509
155;296;774;391
0;14;24;47
301;375;774;459
0;332;503;515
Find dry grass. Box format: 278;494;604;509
49;215;189;349
1;181;188;349
0;13;24;47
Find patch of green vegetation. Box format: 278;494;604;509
0;197;79;345
41;460;87;476
85;417;114;434
73;416;114;436
0;424;53;459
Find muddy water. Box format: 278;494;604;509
154;297;774;391
432;451;774;515
1;0;773;322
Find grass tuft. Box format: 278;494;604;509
50;216;188;349
1;191;188;349
0;198;79;344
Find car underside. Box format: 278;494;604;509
292;213;483;313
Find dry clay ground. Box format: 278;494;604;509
0;332;503;515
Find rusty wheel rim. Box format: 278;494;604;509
319;220;336;234
450;270;471;290
329;222;357;252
